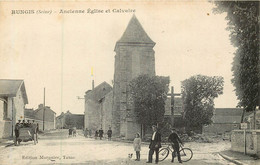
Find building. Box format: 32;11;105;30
112;15;156;139
24;108;35;120
203;108;246;134
24;104;56;131
34;104;56;130
99;91;113;132
56;111;71;129
0;79;28;138
84;15;180;139
84;82;113;131
56;111;84;129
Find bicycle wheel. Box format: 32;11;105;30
179;148;193;162
158;148;169;162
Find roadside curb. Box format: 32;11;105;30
219;153;245;165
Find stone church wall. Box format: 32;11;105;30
113;45;156;139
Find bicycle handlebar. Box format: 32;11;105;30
166;142;184;148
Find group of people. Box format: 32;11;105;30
133;125;183;164
14;120;39;144
68;127;77;137
15;119;38;128
84;127;112;140
84;125;183;164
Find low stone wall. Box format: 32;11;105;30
203;123;239;134
231;130;260;157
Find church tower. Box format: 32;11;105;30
112;15;156;139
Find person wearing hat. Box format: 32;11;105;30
147;125;161;164
14;122;20;145
22;120;26;127
168;128;183;163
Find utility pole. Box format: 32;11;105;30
171;86;174;127
91;67;94;90
43;87;46;131
11;98;14;137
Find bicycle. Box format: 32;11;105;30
158;143;193;162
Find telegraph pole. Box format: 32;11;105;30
43;87;46;131
171;86;174;127
91;67;94;90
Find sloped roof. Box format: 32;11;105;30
115;15;155;49
57;111;72;119
85;81;112;102
24;108;35;118
34;106;56;114
0;79;28;104
56;111;83;120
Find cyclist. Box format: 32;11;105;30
168;128;183;163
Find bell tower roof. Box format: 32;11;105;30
115;15;155;50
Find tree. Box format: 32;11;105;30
129;75;170;132
181;75;224;132
214;1;260;126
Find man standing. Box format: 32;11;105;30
99;128;104;140
147;125;161;164
89;129;92;137
14;122;20;146
107;127;112;141
168;128;183;163
31;120;38;143
35;123;39;143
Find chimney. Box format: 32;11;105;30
92;79;94;90
38;104;43;109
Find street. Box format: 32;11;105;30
0;130;234;165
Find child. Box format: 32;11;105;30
133;133;141;161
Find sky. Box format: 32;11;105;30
0;1;238;115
